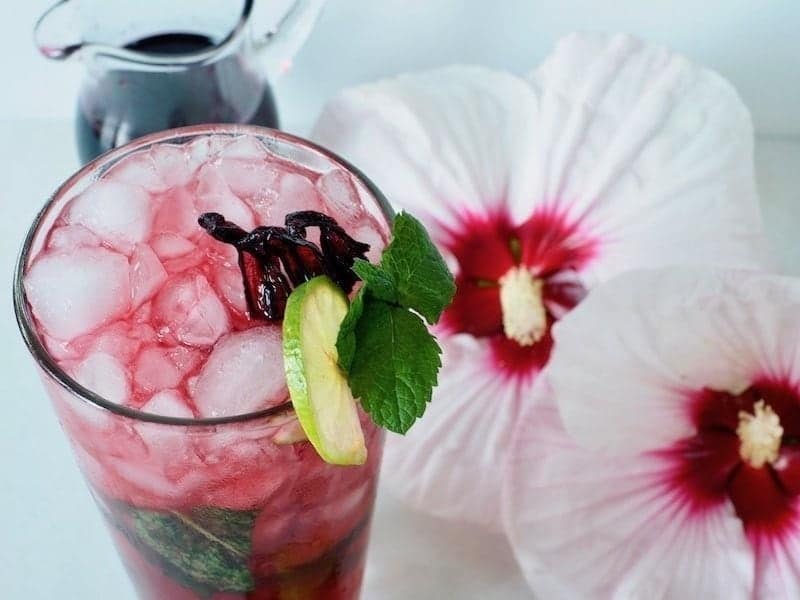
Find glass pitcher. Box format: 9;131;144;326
34;0;325;163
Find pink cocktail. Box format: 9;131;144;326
14;126;392;599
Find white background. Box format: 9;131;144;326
1;1;799;599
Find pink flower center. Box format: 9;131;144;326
666;380;800;543
439;208;597;378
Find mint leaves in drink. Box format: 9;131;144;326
336;212;456;434
117;505;258;595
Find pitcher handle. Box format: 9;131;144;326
253;0;327;80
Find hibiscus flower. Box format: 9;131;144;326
504;268;800;598
313;33;766;529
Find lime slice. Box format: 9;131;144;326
282;276;367;465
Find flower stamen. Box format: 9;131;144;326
498;267;547;346
737;400;783;468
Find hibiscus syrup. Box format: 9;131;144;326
75;33;279;163
17;127;391;599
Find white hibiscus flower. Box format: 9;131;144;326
313;33;767;529
505;268;800;599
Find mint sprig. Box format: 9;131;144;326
336;212;456;434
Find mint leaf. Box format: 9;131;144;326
336;211;453;433
352;259;397;303
127;506;257;594
348;301;442;433
336;286;365;373
379;213;455;324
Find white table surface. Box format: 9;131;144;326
2;3;800;598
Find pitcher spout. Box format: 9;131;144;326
34;0;84;60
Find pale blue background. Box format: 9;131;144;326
1;1;799;598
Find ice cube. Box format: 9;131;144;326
83;322;143;364
195;166;256;230
104;150;169;193
42;333;76;361
201;235;239;268
161;252;206;274
219;135;269;160
134;345;203;394
134;346;183;393
140;390;194;419
224;163;281;201
44;377;113;435
73;351;131;404
149;144;196;188
186;134;235;166
151;233;195;260
105;455;175;505
152;273;230;347
317;169;365;225
214;138;280;199
197;434;286;509
47;225;100;252
132;302;152;324
130;323;157;344
130;243;168;309
272;419;308;445
193;326;287;418
168;345;204;374
66;181;152;253
70;443;110;493
185;375;199;397
212;266;247;315
351;218;388;263
25;247;131;340
253;172;324;227
152;187;202;239
250;477;370;568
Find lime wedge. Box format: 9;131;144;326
282;276;367;465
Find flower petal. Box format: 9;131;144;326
757;530;800;599
502;394;755;599
381;333;529;531
441;279;502;338
511;32;767;278
312;66;539;242
548;268;800;456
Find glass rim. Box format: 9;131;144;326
13;124;394;428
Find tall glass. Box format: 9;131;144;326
14;126;391;599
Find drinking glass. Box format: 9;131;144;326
14;125;391;599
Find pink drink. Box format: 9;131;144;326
14;126;391;599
